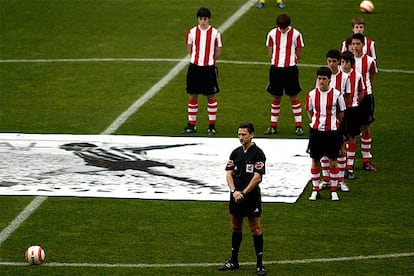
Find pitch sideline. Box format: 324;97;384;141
0;252;412;268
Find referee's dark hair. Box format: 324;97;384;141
238;122;255;134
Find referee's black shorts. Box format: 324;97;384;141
186;63;220;95
229;189;262;218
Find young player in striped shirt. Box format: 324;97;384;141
263;14;305;136
340;51;366;180
351;33;378;172
341;17;376;60
182;7;222;135
319;49;350;192
306;67;346;201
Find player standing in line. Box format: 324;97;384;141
306;67;346;201
182;7;222;135
219;122;267;276
263;14;305;136
341;17;376;60
256;0;286;8
319;49;350;192
351;33;378;172
340;51;366;180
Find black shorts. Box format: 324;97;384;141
186;63;220;95
229;189;262;218
344;107;362;137
308;128;342;160
266;65;302;96
338;120;349;143
359;94;375;125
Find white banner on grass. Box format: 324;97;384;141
0;133;310;203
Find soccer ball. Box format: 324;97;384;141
360;0;374;13
25;245;45;265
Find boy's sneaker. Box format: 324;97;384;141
256;1;264;8
257;265;267;276
207;124;216;135
181;124;196;134
345;170;356;180
295;126;304;136
219;260;239;271
331;191;340;201
277;1;286;8
264;126;277;135
339;181;350;192
363;162;377;172
309;190;320;201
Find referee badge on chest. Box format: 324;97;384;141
246;164;254;173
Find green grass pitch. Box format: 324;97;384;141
1;0;413;275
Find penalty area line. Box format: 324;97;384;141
1;252;413;268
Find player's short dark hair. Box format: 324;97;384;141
316;67;332;78
345;33;353;48
276;14;291;29
238;122;255;134
352;33;365;43
197;7;211;18
326;49;341;60
341;51;355;66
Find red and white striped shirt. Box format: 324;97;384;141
312;69;348;95
186;25;222;66
354;54;377;95
330;70;349;95
344;69;365;108
306;87;346;131
341;37;376;59
266;27;304;67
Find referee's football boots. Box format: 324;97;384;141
257;265;267;276
219;260;239;271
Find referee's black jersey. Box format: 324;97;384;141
225;143;266;190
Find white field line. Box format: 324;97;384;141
0;196;48;246
0;0;257;247
0;252;412;268
1;58;412;74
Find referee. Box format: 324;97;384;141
219;122;267;276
